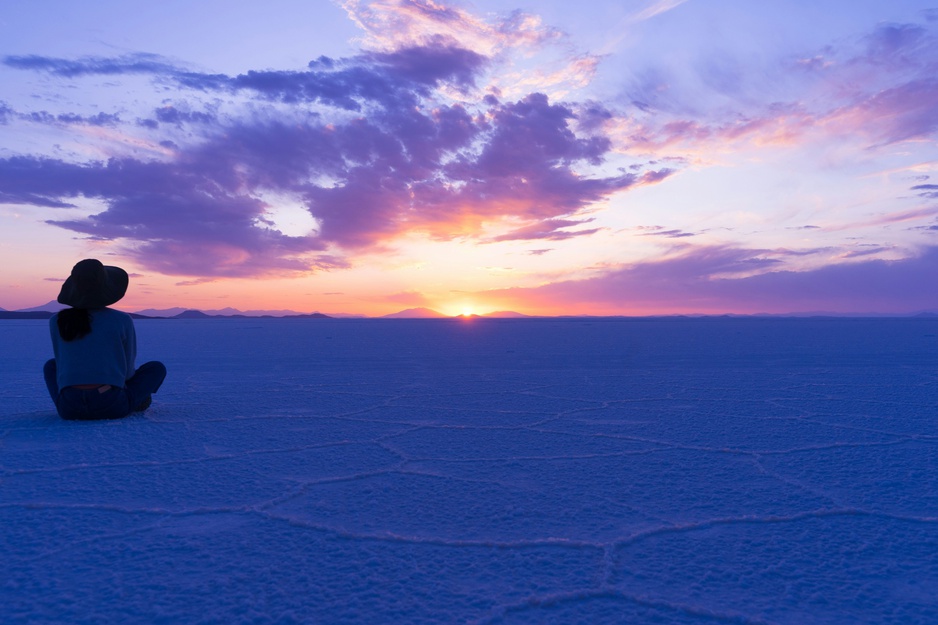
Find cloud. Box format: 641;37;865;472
860;23;930;67
152;105;216;127
340;0;559;56
1;38;654;276
0;101;123;129
911;184;938;199
629;0;691;23
828;78;938;146
823;206;938;232
0;101;13;124
2;52;180;77
637;225;696;238
341;0;601;99
612;18;938;157
482;244;938;314
489;219;601;242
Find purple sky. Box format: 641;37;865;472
1;0;937;315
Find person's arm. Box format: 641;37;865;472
124;316;138;379
49;314;60;360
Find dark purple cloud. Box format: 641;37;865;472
486;244;938;314
4;42;485;111
574;102;614;132
21;110;121;127
365;39;487;89
1;43;653;277
152;105;216;127
0;155;334;277
3;53;179;77
912;183;938;199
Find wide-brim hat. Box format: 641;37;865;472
57;259;128;308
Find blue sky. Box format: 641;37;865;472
1;0;937;315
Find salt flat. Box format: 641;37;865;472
2;317;937;624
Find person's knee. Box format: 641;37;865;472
150;361;167;382
138;361;167;391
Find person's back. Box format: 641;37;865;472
51;307;136;389
43;259;166;420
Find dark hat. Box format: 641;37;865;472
57;259;129;308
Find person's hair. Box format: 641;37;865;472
57;307;92;342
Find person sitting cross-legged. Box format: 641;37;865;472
44;259;166;420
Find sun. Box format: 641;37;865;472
448;302;489;317
450;303;483;317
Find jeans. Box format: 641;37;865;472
43;359;167;420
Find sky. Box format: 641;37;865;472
1;0;937;316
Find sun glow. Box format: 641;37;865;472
446;302;486;317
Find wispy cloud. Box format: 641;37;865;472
629;0;691;24
636;225;696;238
608;18;938;158
488;218;602;243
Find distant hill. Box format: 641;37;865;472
173;310;213;319
135;307;189;317
483;310;531;318
381;307;448;318
16;300;65;313
283;312;331;319
170;309;330;319
0;307;330;320
136;306;328;317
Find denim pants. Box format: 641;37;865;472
44;359;167;420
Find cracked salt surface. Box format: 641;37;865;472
2;317;937;624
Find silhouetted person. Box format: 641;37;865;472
44;259;166;420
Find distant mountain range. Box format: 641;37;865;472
2;300;936;320
0;301;530;320
380;307;448;318
380;308;532;318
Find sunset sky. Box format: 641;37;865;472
1;0;937;316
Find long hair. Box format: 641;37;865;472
57;307;92;342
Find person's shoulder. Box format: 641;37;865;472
97;307;134;322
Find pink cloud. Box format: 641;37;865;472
479;245;938;315
341;0;559;56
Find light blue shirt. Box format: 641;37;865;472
50;308;137;389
